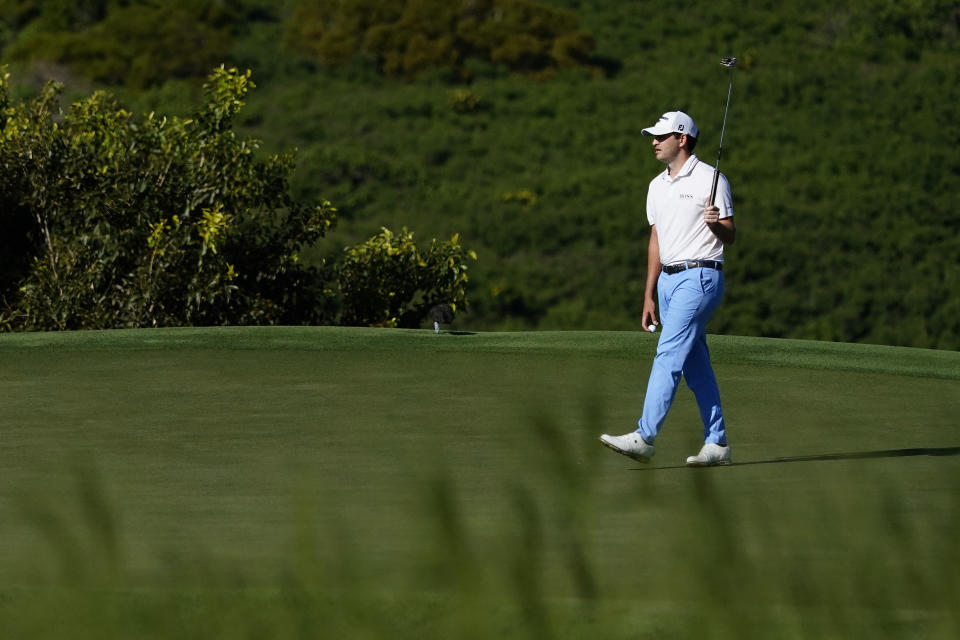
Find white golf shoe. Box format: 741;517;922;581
685;443;732;466
599;432;655;463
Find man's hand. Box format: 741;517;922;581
702;199;736;245
642;298;658;332
703;202;721;225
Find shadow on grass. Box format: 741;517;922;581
632;446;960;470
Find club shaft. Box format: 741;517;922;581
709;73;734;206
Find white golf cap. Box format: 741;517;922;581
641;111;699;138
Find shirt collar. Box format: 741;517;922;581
662;154;699;181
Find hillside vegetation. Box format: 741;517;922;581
2;0;958;347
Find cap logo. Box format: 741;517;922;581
677;124;684;131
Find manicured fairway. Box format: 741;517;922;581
1;327;958;638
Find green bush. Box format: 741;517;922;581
1;65;478;331
337;227;476;328
0;66;337;329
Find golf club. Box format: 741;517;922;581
709;56;737;206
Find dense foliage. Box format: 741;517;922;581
0;66;474;330
0;66;336;329
338;227;476;328
0;0;260;89
2;0;959;347
285;0;601;79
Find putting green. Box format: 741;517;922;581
1;328;958;638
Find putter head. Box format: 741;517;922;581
720;57;738;68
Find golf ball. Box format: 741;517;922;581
647;324;657;333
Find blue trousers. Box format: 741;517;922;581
637;267;727;445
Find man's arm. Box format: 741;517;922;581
642;226;661;330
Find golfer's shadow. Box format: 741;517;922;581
734;446;960;467
635;446;960;470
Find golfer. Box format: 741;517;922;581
601;111;736;466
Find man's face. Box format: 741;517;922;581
652;132;682;164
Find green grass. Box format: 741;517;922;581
1;327;959;638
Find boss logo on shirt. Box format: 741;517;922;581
679;193;696;200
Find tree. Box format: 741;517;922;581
0;0;249;89
286;0;601;79
0;65;336;329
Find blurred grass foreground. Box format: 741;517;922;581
1;327;958;638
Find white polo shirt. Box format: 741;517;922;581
646;154;733;266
